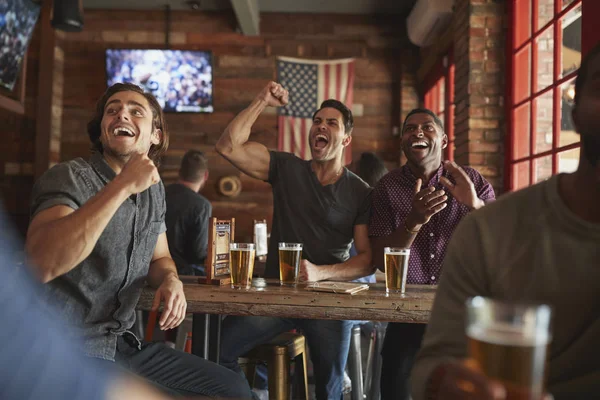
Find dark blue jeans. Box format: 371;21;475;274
111;333;252;398
380;322;426;400
220;316;353;400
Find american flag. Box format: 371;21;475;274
276;56;355;165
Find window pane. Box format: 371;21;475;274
535;26;554;91
534;155;553;183
538;0;554;31
515;0;532;48
513;161;531;190
558;148;579;173
561;4;582;77
562;0;578;10
560;78;579;147
513;103;531;159
514;45;531;104
534;90;554;153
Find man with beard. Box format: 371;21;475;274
369;108;496;399
215;81;374;399
25;83;251;398
410;43;600;400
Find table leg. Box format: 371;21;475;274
191;313;222;364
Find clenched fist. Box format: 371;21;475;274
257;81;289;108
117;152;160;195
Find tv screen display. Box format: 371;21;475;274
0;0;40;91
106;49;214;113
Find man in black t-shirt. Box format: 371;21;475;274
215;82;374;400
165;150;212;276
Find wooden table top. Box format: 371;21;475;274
138;279;436;324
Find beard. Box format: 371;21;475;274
581;133;600;167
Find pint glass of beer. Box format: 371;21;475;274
278;242;302;286
229;243;256;289
384;247;410;294
466;297;552;400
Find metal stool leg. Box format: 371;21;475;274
348;325;364;400
267;351;290;400
367;322;386;400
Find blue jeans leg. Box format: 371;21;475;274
219;315;295;378
297;319;353;400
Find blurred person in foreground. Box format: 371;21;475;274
369;108;495;399
165;149;212;276
0;205;175;400
24;83;250;398
410;43;600;400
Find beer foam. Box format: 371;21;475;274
467;324;550;347
386;252;409;256
279;247;301;251
232;248;254;252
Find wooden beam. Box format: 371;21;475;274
231;0;260;36
35;0;56;179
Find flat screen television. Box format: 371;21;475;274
0;0;40;91
106;49;214;113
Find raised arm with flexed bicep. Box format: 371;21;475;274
215;81;289;181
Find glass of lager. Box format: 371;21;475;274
278;242;302;286
384;247;410;294
466;297;552;400
229;243;255;290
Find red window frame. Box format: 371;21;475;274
424;52;455;161
506;0;583;191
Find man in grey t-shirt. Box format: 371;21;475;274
215;82;374;399
26;83;250;399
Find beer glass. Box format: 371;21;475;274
466;297;552;400
278;242;302;286
229;243;255;290
384;247;410;294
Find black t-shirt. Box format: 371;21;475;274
265;151;372;278
165;183;212;275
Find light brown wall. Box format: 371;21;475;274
58;10;417;240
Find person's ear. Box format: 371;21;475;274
151;128;162;145
442;133;448;149
342;134;352;147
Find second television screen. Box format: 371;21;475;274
106;49;213;113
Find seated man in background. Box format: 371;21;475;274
215;81;374;399
165;149;212;276
410;43;600;400
369;108;495;399
25;83;251;398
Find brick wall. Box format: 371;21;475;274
55;10;416;240
453;0;506;193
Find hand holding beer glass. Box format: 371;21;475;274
466;297;552;400
384;247;410;294
278;242;302;286
229;243;255;290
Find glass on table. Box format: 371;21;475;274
384;247;410;294
466;297;552;400
278;242;302;287
229;243;255;290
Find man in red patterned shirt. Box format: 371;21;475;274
369;108;496;400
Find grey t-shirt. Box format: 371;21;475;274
30;153;167;361
264;151;372;278
411;175;600;400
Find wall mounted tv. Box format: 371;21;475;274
0;0;41;91
106;49;214;113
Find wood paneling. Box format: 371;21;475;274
58;10;414;240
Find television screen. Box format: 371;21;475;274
106;49;214;113
0;0;40;91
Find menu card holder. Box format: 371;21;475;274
198;217;234;285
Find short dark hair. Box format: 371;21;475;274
574;41;600;106
355;152;388;187
179;150;208;182
87;83;169;166
312;99;354;134
402;108;444;133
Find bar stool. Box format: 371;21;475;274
241;332;309;400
